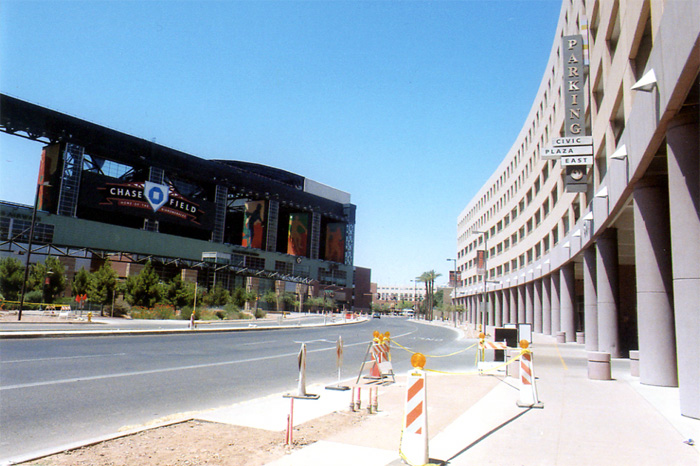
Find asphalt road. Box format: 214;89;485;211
0;317;476;463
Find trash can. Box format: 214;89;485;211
629;350;640;377
576;332;585;344
556;331;566;344
587;352;612;380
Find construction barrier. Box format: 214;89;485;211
326;335;350;391
516;340;543;408
400;353;429;466
356;331;395;384
285;343;320;400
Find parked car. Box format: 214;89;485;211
372;313;381;319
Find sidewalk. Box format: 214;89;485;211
5;321;699;465
253;330;699;465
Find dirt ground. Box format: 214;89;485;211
22;410;369;466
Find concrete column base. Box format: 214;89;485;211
576;332;585;344
556;331;566;344
588;352;612;380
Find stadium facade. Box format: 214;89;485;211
1;94;363;310
455;1;699;418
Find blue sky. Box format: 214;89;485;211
0;0;560;286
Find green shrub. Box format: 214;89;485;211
24;290;44;309
112;297;131;317
254;308;267;319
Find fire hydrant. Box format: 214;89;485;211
87;311;92;323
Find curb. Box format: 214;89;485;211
0;318;368;340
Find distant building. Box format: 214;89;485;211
375;284;426;309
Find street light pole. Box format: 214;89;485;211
18;182;49;321
474;230;488;330
446;258;458;327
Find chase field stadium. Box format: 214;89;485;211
0;94;365;311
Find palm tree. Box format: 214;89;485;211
418;270;442;320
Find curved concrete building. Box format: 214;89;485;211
455;0;698;418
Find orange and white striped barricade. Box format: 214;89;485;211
477;340;508;373
516;340;543;408
400;353;429;465
356;332;395;384
369;340;383;378
285;343;320;400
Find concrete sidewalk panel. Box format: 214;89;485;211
196;384;350;431
263;440;396;466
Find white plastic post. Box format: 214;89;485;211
400;369;429;465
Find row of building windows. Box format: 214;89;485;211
457;0;652;290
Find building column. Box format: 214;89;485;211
517;284;525;323
583;246;598;351
511;286;518;324
560;262;576;342
551;272;560;335
667;111;700;418
525;281;534;325
488;291;496;327
597;229;620;357
501;289;510;326
494;289;502;327
471;295;477;325
542;275;552;335
534;279;543;333
634;175;677;387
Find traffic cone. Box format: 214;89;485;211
516;340;544;408
400;353;429;465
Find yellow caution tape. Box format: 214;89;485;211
391;340;478;358
423;350;525;376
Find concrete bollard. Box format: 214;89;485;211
587;352;612;380
629;350;640;377
506;349;520;379
556;331;566;344
576;332;585;344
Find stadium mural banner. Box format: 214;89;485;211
287;213;309;257
37;144;61;211
242;200;266;249
324;223;345;263
79;172;213;229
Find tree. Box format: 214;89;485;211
418;270;442;321
125;261;161;308
90;260;118;314
72;267;91;297
28;257;66;303
230;287;247;308
163;275;195;309
284;292;300;311
203;285;230;307
261;289;279;311
304;296;324;313
0;257;25;301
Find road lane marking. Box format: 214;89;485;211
1;353;127;364
1;328;419;391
